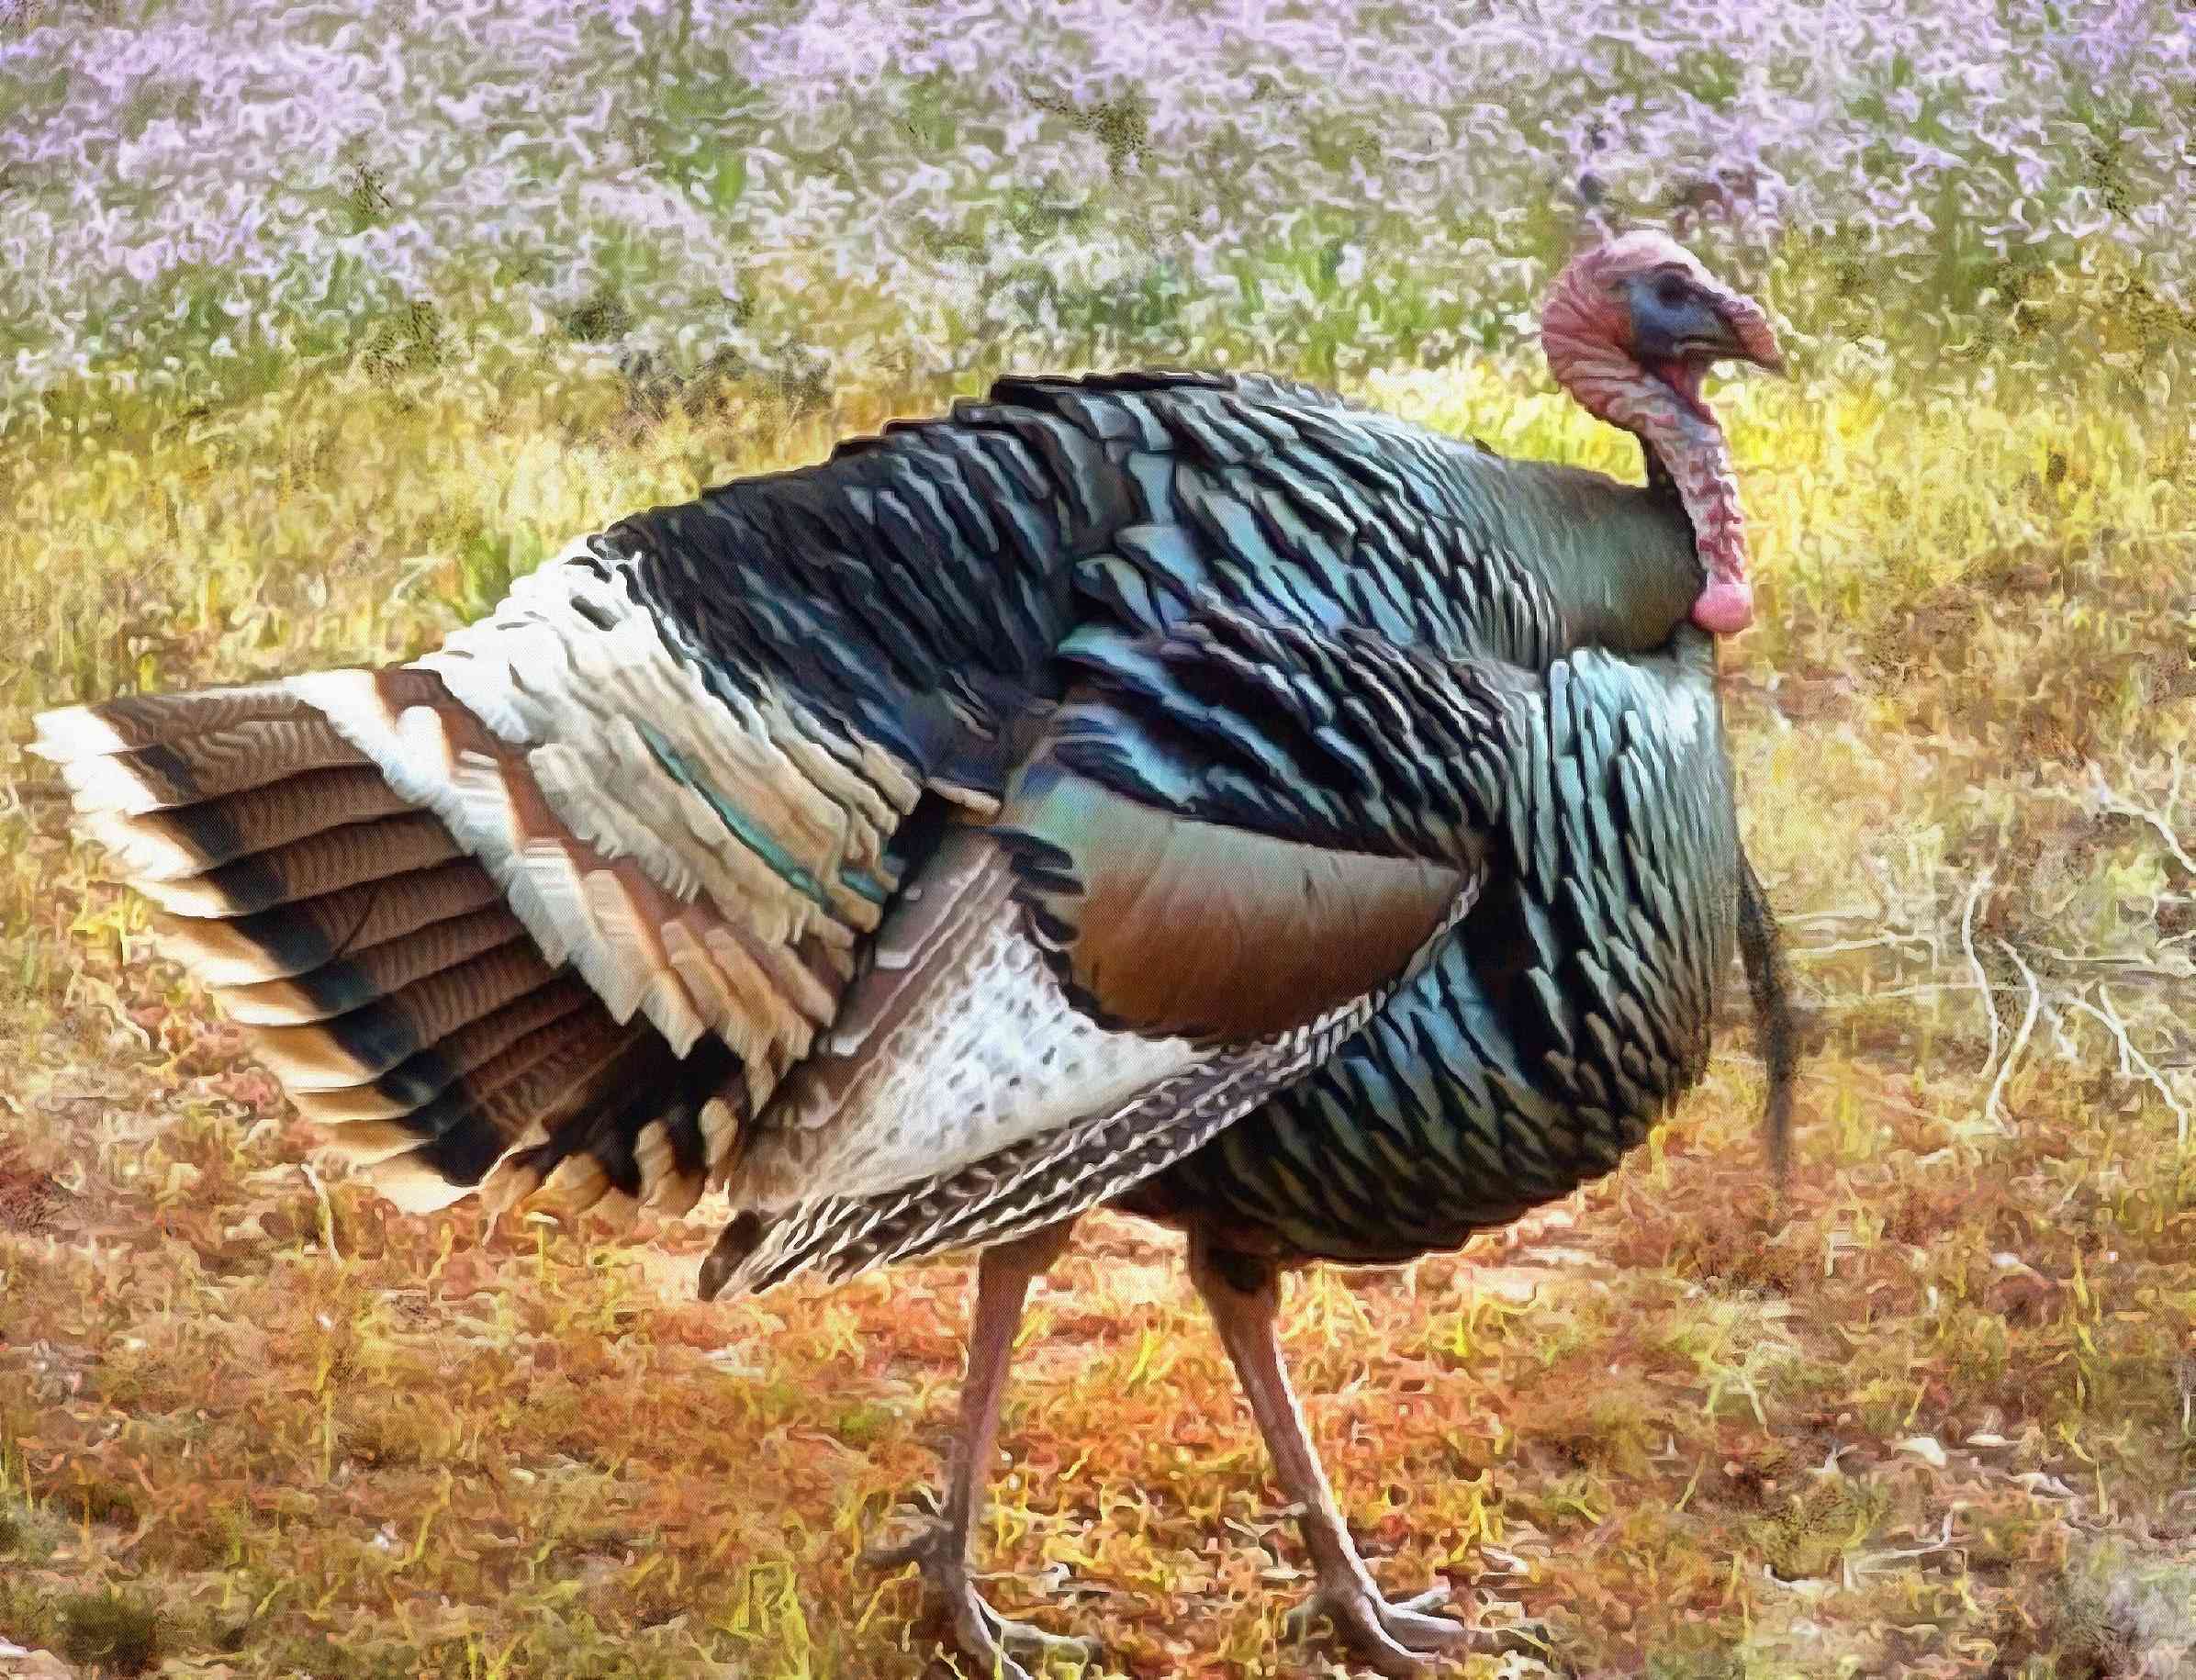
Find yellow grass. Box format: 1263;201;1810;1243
2;342;2192;1677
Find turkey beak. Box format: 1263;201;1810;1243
1739;335;1787;377
1667;280;1785;377
1707;293;1786;377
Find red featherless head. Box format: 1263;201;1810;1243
1541;231;1782;636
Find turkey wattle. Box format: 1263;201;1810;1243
36;230;1787;1677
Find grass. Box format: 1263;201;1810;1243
0;313;2192;1677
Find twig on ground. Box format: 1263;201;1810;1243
298;1161;340;1265
1982;936;2042;1133
2089;756;2196;877
1961;868;2002;1074
2064;986;2193;1147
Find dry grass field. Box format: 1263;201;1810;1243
0;327;2191;1680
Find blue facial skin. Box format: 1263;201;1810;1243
1623;272;1736;364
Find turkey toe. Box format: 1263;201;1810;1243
868;1515;1099;1677
1285;1576;1546;1673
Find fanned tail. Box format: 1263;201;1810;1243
30;683;743;1220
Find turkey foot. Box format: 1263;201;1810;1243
865;1515;1101;1675
1190;1231;1552;1676
868;1224;1092;1677
1283;1575;1544;1674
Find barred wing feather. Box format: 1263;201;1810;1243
700;607;1543;1294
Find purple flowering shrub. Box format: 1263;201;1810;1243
2;0;2190;428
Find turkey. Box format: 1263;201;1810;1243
34;229;1789;1676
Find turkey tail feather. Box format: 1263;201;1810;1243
28;549;906;1225
38;686;609;1209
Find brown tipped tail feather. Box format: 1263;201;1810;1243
33;677;740;1226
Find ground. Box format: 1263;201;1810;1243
1;346;2192;1677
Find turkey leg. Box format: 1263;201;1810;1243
1188;1230;1543;1677
863;1220;1099;1678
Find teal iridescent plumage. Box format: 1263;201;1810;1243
1121;628;1739;1261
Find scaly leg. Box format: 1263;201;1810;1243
864;1222;1100;1678
1189;1231;1545;1678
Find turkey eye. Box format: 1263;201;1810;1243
1654;276;1689;308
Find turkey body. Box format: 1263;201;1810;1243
1128;626;1737;1266
41;368;1724;1282
604;368;1726;1288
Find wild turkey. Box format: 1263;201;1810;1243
34;230;1787;1675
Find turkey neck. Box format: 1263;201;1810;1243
1540;328;1751;637
1465;450;1709;655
